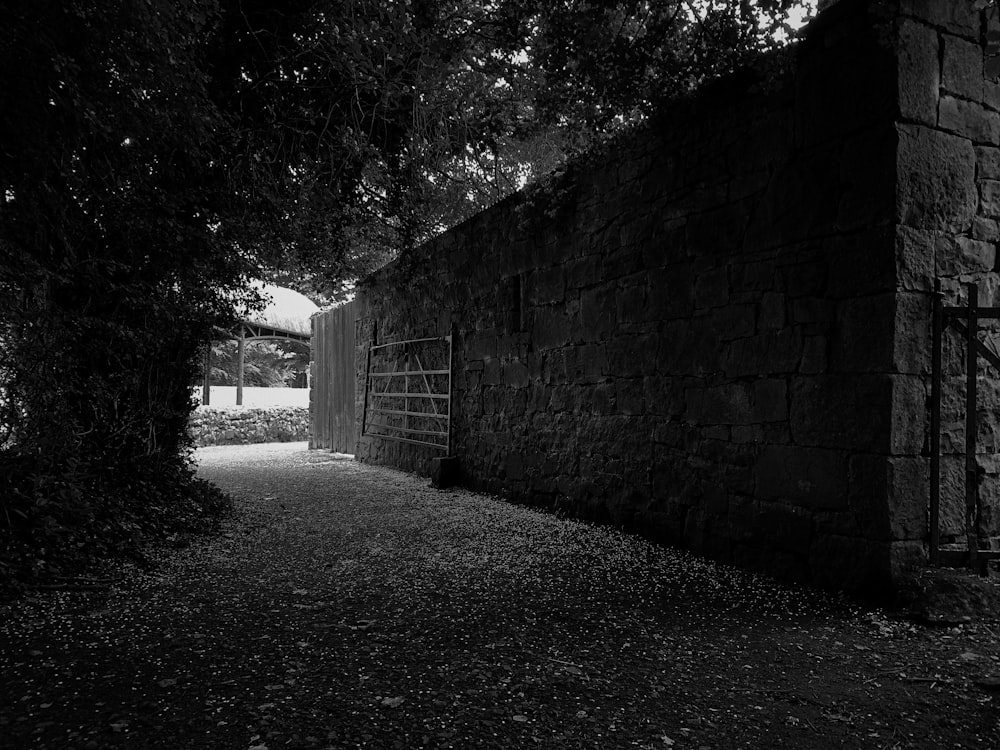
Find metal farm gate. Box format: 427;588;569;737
361;335;453;452
310;300;358;453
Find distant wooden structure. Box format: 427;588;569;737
310;300;358;453
202;284;317;407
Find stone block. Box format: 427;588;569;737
744;152;840;249
721;458;755;495
790;375;892;451
502;360;529;388
616;282;646;324
655;321;693;374
780;260;828;298
730;260;775;293
836;126;898;232
606;336;656;378
938;97;1000;144
826;227;897;298
580;283;617;341
937;235;997;276
525;266;564;306
892;292;932;375
689;382;753;425
564;255;602;290
770;328;806;375
591;383;615;415
619;215;655;249
972;216;1000;241
465;331;497;361
645;377;685;417
987;79;1000;112
725;329;803;378
755;444;848;510
894;225;935;291
830;294;895;373
977;146;1000;179
759;502;814;555
938;454;968;538
732;424;763;444
888;456;929;541
710;305;756;341
980;179;1000;218
430;456;460;489
758;292;786;330
898;0;981;38
646;264;694;320
890;374;927;455
693;267;729;308
615;378;645;415
728;495;760;541
847;453;911;541
500;452;531;485
566;343;607;383
896;124;977;232
791;297;836;325
729;170;771;202
751;378;788;422
604;247;644;279
685;202;751;256
941;33;985;101
897;19;939;126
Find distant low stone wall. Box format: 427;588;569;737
189;407;310;447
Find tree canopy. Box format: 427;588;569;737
0;0;812;590
205;0;813;290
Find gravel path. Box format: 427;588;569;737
2;442;1000;749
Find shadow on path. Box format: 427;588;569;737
1;442;998;749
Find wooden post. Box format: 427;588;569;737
361;344;372;439
930;280;942;566
446;330;454;455
202;343;211;407
236;328;246;407
965;283;979;574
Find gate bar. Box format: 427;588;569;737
447;330;454;454
930;280;943;565
965;282;980;575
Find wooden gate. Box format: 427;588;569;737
310;300;358;453
930;280;1000;573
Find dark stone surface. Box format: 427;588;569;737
347;1;1000;594
896;568;1000;624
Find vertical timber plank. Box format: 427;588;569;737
966;283;979;574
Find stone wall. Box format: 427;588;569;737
892;1;1000;552
351;0;1000;592
189;407;310;447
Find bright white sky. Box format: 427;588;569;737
788;0;819;30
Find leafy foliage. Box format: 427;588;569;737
207;340;310;388
0;0;244;590
207;0;815;287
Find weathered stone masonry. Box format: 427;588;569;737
352;0;1000;592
